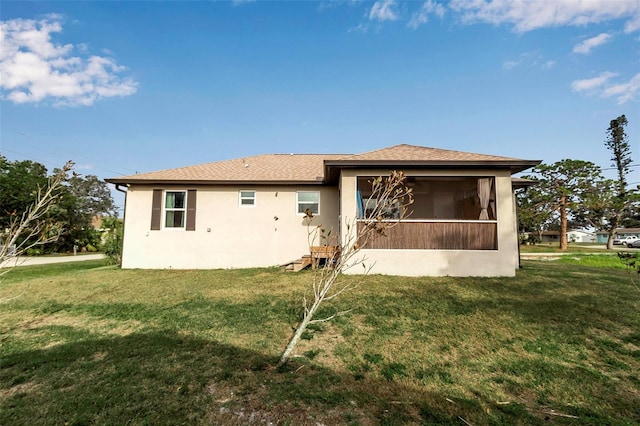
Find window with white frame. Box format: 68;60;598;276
297;191;320;215
239;190;256;207
165;191;187;228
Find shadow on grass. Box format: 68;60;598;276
1;330;548;425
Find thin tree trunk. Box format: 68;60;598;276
278;295;322;368
607;215;623;249
559;195;568;251
607;225;615;250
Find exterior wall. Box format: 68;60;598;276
567;231;596;243
121;184;339;269
339;169;519;277
527;231;595;243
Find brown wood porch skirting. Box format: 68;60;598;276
357;221;498;250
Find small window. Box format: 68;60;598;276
297;191;319;215
165;191;186;228
239;190;256;207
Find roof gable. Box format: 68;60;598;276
337;144;525;162
324;144;540;177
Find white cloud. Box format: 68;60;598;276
502;59;521;70
573;32;613;54
0;16;137;107
571;71;640;103
449;0;640;33
231;0;256;6
601;72;640;104
408;0;446;29
571;71;618;92
369;0;399;22
348;22;370;34
502;51;554;71
625;11;640;32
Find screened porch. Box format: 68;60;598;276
356;176;498;250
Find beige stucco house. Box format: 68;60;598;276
106;144;539;277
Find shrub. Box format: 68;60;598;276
101;217;123;266
25;248;42;256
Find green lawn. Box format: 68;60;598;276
1;259;639;425
520;242;605;253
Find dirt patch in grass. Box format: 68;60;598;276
0;381;42;400
8;313;144;349
10;313;144;342
294;322;348;369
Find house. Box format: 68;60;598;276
106;144;540;277
596;228;640;244
535;230;596;244
538;231;560;243
568;229;596;243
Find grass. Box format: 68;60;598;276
1;258;639;425
520;242;605;253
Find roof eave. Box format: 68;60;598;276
324;159;541;179
104;178;328;186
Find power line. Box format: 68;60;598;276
601;164;640;171
1;147;68;171
0;147;128;178
3;128;137;176
523;163;640;174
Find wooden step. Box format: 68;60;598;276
293;255;312;272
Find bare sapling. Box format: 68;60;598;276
617;252;640;293
0;161;74;290
278;170;413;367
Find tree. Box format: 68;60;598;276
0;157;116;254
515;185;555;243
278;171;413;367
0;156;48;229
53;173;117;252
523;160;604;250
602;115;635;249
1;162;74;273
574;177;617;232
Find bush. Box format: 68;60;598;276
25;248;42;256
525;235;540;245
101;217;123;266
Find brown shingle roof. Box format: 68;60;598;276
323;144;540;179
106;144;540;185
107;154;346;185
337;144;524;162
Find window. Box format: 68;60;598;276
150;189;196;231
357;176;496;220
165;191;186;228
239;190;256;207
297;191;320;215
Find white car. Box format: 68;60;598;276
627;239;640;249
613;235;638;245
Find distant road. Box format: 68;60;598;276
0;254;106;268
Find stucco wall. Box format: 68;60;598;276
339;169;519;277
121;185;339;269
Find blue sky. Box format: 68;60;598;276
1;0;639;212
